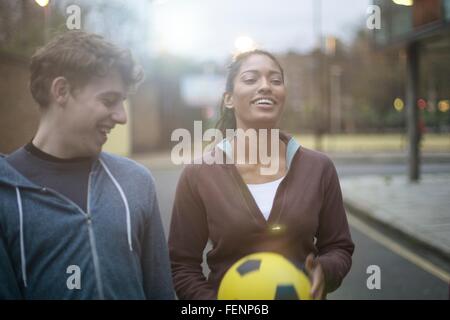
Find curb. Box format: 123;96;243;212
329;153;450;165
344;198;450;263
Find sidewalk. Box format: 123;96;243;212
341;174;450;260
328;151;450;164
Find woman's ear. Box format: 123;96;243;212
50;77;70;107
223;92;234;109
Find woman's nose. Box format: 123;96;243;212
257;78;271;93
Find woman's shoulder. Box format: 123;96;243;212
180;148;228;177
297;146;334;166
290;146;338;180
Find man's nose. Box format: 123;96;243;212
112;102;127;125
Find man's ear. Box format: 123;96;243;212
223;92;234;109
50;77;70;106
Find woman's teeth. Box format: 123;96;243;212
254;98;274;105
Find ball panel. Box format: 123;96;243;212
236;259;261;276
275;285;300;300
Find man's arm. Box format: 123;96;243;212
141;176;175;300
0;230;23;299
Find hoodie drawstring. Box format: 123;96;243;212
99;159;133;252
15;187;27;287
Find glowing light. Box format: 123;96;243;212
392;0;413;6
438;100;450;112
152;4;202;56
35;0;49;7
234;36;256;54
417;98;427;110
393;98;404;112
270;224;284;233
152;0;169;5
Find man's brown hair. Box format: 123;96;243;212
30;31;144;107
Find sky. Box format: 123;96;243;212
149;0;372;62
58;0;372;63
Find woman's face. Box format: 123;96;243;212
224;54;286;130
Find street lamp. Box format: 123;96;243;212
234;36;256;54
35;0;49;7
392;0;413;6
34;0;51;42
312;0;324;150
330;65;342;133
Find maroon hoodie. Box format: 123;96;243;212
169;133;354;299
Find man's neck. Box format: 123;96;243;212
25;141;92;163
32;121;94;160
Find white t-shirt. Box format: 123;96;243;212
247;176;284;220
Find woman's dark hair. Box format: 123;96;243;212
215;49;284;135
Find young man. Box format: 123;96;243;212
0;31;174;299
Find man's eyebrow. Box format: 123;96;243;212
98;91;126;100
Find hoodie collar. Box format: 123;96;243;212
0;153;101;189
0;157;41;189
216;131;301;169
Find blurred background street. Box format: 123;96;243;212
146;154;450;300
1;0;450;299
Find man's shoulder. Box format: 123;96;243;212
99;152;154;182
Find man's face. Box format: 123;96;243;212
61;68;127;157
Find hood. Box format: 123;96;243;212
0;156;41;190
216;131;301;169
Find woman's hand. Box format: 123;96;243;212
305;253;325;300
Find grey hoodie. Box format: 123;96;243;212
0;152;174;299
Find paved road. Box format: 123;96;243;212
328;216;450;299
150;163;450;300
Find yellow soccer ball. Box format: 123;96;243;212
218;252;312;300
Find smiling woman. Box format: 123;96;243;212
168;49;355;300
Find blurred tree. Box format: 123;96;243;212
344;28;406;133
0;0;66;57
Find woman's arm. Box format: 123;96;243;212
315;158;355;294
168;165;216;299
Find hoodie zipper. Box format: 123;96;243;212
86;171;104;300
36;171;104;299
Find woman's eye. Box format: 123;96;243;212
243;78;256;84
